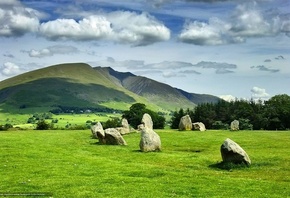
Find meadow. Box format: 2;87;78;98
0;129;289;197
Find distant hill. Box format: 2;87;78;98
0;63;220;113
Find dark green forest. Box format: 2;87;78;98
171;94;290;130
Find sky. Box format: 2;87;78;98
0;0;289;101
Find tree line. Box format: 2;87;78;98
170;94;290;130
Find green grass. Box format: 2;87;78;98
0;130;289;197
0;113;120;129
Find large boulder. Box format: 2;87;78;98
230;120;239;131
116;118;130;135
220;138;251;166
91;122;106;143
104;128;127;145
193;122;206;131
142;113;153;129
139;114;161;152
179;115;192;131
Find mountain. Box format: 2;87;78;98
0;63;220;113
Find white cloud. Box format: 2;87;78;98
29;48;51;58
219;95;236;102
39;11;170;46
179;18;233;45
251;86;270;99
39;16;112;41
28;45;79;58
0;0;40;37
162;71;177;78
178;2;287;45
0;62;21;76
108;11;170;46
230;3;280;37
281;19;290;36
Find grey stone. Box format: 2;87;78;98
104;128;127;145
116;118;130;135
91;122;106;144
220;138;251;166
179;115;192;131
193;122;206;131
230;120;239;131
141;113;153;129
139;114;161;152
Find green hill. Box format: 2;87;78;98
0;63;220;113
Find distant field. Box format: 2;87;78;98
0;130;289;197
0;113;121;129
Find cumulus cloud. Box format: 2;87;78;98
108;11;170;46
251;86;270;99
251;65;279;73
229;3;280;38
281;18;290;36
0;0;40;37
179;18;235;45
0;62;21;76
178;2;288;45
264;59;271;62
39;11;170;46
28;45;79;58
39;16;112;41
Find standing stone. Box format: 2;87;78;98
91;122;106;144
220;138;251;166
116;118;130;135
230;120;239;131
139;114;161;152
179;115;192;131
142;113;153;129
104;128;127;145
193;122;206;131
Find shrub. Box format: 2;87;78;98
36;120;53;130
212;121;229;130
0;123;13;131
102;117;122;129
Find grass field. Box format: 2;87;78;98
0;129;289;197
1;113;121;129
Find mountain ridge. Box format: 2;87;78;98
0;63;221;113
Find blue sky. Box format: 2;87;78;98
0;0;289;101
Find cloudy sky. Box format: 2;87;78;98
0;0;289;101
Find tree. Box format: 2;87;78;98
36;120;52;130
122;103;165;129
170;108;194;129
102;117;122;129
264;94;290;130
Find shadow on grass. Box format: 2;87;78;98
209;161;250;171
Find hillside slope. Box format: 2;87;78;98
0;63;220;113
95;67;220;109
